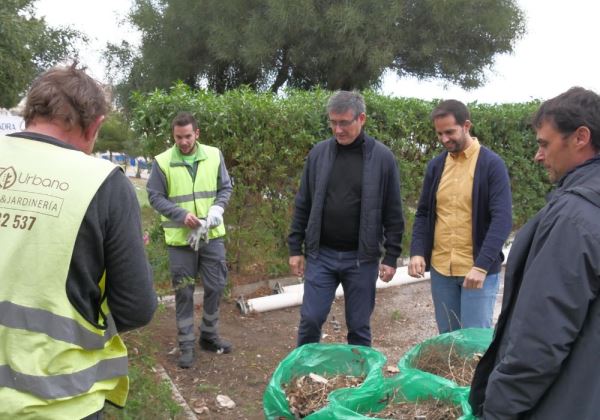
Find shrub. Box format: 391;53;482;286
131;85;549;279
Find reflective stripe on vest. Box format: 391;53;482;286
0;300;117;349
155;143;226;245
0;357;127;399
0;135;129;416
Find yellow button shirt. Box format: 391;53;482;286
431;139;482;276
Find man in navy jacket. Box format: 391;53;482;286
408;100;512;333
470;87;600;419
288;90;404;347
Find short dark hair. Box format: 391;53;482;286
23;63;109;132
532;87;600;151
431;99;470;125
326;91;366;118
171;112;198;132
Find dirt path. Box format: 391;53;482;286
147;280;444;419
127;176;504;418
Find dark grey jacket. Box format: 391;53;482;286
470;155;600;419
288;133;404;267
7;132;157;332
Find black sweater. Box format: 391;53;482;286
320;134;364;251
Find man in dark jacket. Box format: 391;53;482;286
470;87;600;419
288;90;404;347
408;100;512;333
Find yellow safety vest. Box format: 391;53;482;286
155;143;226;246
0;135;129;419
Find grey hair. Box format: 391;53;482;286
326;90;366;117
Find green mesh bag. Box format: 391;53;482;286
263;343;387;419
397;328;493;391
329;373;474;419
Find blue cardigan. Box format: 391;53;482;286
410;146;512;274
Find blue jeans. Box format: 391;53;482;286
297;247;379;347
430;267;500;333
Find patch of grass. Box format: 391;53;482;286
140;204;154;223
196;383;220;393
140;204;172;293
104;329;182;419
391;309;405;322
134;185;150;208
129;177;150;208
241;400;263;418
155;302;168;314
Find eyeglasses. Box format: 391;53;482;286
328;117;357;128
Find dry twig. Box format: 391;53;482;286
283;374;364;418
368;397;462;419
413;342;481;387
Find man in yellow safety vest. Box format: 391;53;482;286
0;64;157;419
147;112;233;368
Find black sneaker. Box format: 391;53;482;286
199;337;232;354
178;348;195;368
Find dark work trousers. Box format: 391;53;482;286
168;238;228;350
297;247;379;347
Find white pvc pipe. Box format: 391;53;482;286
279;283;344;297
239;245;512;315
243;267;430;314
279;266;430;294
241;291;304;314
239;282;337;314
375;265;430;289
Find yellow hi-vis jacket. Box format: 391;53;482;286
155;143;226;245
0;135;129;419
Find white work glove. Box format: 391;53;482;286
187;219;209;251
207;205;224;228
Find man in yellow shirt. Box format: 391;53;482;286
408;100;512;333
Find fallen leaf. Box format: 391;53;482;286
192;400;210;415
386;365;400;374
308;373;329;384
216;394;236;409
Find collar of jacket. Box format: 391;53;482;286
549;154;600;201
170;142;207;163
556;154;600;188
326;131;375;155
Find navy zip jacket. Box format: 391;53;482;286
470;155;600;419
288;133;404;267
410;146;512;274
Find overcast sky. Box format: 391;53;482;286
36;0;600;104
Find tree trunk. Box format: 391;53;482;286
270;48;290;93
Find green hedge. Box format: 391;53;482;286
131;84;549;279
